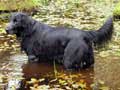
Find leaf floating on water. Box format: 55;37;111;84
57;73;67;79
80;83;87;89
65;86;71;90
54;85;60;88
31;78;38;82
35;85;50;90
33;83;39;88
90;83;95;88
10;86;16;90
100;86;109;90
38;78;45;82
50;88;65;90
78;73;82;76
72;84;79;89
0;74;8;83
30;86;35;90
99;51;110;57
10;40;14;43
49;78;57;83
59;79;67;85
79;79;85;83
69;74;79;78
74;79;87;89
0;48;3;52
27;78;38;84
98;80;105;85
0;75;4;83
4;42;9;47
66;78;74;85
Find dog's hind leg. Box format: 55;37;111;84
82;48;94;69
63;39;86;70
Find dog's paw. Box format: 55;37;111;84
28;55;36;60
28;55;38;62
66;68;73;72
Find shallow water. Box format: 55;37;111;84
0;49;120;90
0;51;94;90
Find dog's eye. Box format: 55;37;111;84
13;19;17;22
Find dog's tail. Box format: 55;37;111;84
87;17;113;47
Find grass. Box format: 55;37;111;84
113;2;120;16
0;0;40;11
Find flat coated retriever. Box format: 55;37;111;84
5;12;113;70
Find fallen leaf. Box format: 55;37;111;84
100;86;109;90
38;78;45;82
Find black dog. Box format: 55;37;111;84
5;12;113;70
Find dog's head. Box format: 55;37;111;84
5;12;32;37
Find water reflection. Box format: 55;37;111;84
1;51;120;89
22;62;55;78
22;60;94;90
0;52;94;89
0;52;27;90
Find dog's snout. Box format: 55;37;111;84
5;24;14;34
5;26;10;33
5;26;9;31
5;26;9;33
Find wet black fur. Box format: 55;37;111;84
5;12;113;70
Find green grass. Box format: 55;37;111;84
0;0;41;11
113;2;120;16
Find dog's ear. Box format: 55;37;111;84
22;17;36;37
20;13;29;20
20;13;31;27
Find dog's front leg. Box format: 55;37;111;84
28;55;39;62
28;55;36;60
26;49;39;62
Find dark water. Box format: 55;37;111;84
0;51;94;90
0;49;120;90
0;50;120;90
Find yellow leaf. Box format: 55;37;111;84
10;86;16;90
49;78;57;83
30;86;35;90
98;80;105;85
38;78;45;82
27;78;38;84
65;86;71;90
31;78;37;83
59;79;67;85
90;83;95;88
72;84;79;89
33;83;39;88
100;86;109;90
79;79;85;83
